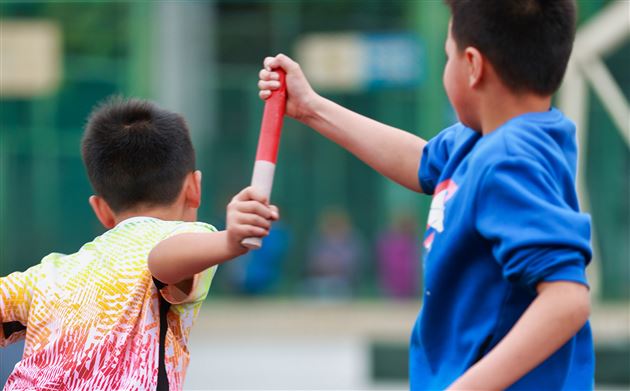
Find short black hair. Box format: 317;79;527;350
445;0;576;95
82;97;196;212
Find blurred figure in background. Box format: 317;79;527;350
228;221;290;296
377;214;421;299
303;208;365;299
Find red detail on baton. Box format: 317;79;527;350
255;69;286;163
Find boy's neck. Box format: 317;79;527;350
479;89;552;136
113;205;192;226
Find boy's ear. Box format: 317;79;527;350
465;47;484;88
89;195;117;229
184;170;202;209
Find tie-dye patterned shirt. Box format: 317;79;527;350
0;216;217;390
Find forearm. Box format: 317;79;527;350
148;231;245;284
303;95;427;192
448;281;590;390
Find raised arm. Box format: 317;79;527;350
148;187;279;285
259;54;427;193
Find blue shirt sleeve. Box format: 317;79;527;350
475;157;592;290
418;124;464;194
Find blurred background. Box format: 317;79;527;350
1;0;628;389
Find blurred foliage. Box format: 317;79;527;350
0;0;628;300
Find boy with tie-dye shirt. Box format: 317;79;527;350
0;98;279;390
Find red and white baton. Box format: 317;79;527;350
241;68;287;249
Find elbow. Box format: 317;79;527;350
147;249;163;282
538;281;591;330
148;247;178;285
562;283;591;330
573;290;591;328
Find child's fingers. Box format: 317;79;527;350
234;225;269;239
259;90;272;100
236;213;272;230
232;186;268;204
258;79;280;91
233;200;274;219
269;205;280;220
259;69;279;81
275;53;300;73
263;56;277;71
263;53;299;75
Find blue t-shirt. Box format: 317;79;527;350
412;108;593;390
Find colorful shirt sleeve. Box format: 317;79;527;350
0;264;41;346
475;157;592;291
418;123;466;194
157;222;218;305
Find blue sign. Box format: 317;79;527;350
362;33;425;90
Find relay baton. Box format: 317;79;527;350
241;68;287;249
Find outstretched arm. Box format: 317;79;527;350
148;187;279;285
259;54;427;193
447;281;590;390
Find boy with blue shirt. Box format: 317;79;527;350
258;0;592;389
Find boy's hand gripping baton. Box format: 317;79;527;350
241;69;287;250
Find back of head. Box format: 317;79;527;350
82;97;195;213
445;0;577;96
